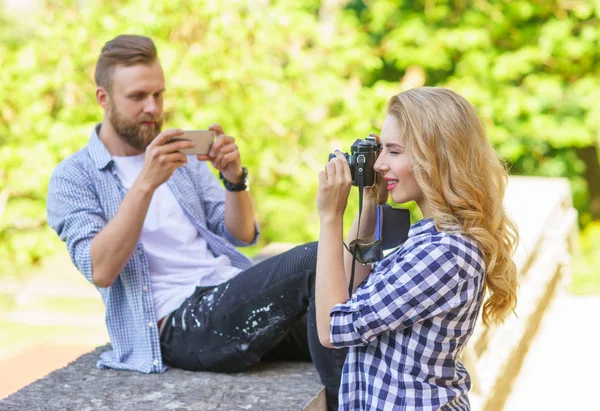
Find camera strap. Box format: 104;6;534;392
346;186;411;295
347;184;363;295
347;155;368;295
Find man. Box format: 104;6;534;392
47;35;345;409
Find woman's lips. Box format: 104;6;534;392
384;178;398;191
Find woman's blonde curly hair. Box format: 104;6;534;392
387;87;519;325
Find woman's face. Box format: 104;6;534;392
374;115;429;216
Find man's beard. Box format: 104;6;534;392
108;104;163;152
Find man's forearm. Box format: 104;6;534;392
90;181;154;288
224;190;256;243
343;201;377;293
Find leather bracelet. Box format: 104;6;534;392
219;166;248;192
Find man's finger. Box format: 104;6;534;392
210;135;234;156
208;124;224;136
219;142;238;154
160;152;189;164
213;151;225;169
150;128;184;147
219;150;240;170
162;139;196;154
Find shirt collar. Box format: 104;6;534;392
408;218;437;237
88;123;114;170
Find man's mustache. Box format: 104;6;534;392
138;115;162;123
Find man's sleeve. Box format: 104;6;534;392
193;160;259;246
47;163;106;284
329;243;468;348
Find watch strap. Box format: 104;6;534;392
219;166;248;192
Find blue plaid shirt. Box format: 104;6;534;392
330;219;485;410
47;125;258;373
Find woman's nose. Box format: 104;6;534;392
374;155;387;172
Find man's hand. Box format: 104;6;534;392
137;128;194;191
197;124;243;183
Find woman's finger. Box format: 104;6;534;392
325;162;336;182
318;169;327;186
333;151;351;181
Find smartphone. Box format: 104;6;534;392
168;130;216;155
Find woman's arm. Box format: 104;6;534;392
316;217;350;348
315;152;355;348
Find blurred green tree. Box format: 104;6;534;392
1;0;598;277
345;0;600;222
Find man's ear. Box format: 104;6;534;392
96;87;110;111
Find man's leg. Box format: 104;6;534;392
260;312;348;409
160;242;346;410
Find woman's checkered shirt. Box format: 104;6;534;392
330;219;486;410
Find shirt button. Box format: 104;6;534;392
138;250;143;256
153;360;159;366
148;321;154;328
143;286;148;292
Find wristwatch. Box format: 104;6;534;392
219;166;249;192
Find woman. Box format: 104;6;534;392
316;87;518;410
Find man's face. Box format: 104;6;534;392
107;61;165;151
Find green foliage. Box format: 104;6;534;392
570;222;600;294
0;0;599;279
348;0;600;223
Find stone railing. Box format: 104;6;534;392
466;176;578;411
0;176;578;410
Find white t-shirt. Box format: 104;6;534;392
112;154;242;320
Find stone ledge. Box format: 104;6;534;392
1;345;325;411
1;176;577;411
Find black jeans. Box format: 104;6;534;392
160;242;347;410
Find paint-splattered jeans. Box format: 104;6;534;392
160;242;347;410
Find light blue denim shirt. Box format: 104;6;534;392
47;125;259;373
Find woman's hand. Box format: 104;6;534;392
317;151;352;223
363;174;388;205
363;133;388;205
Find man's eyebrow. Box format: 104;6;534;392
126;88;165;96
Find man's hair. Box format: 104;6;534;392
95;35;158;91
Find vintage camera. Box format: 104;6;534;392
328;136;381;187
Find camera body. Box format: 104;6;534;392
329;136;381;187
